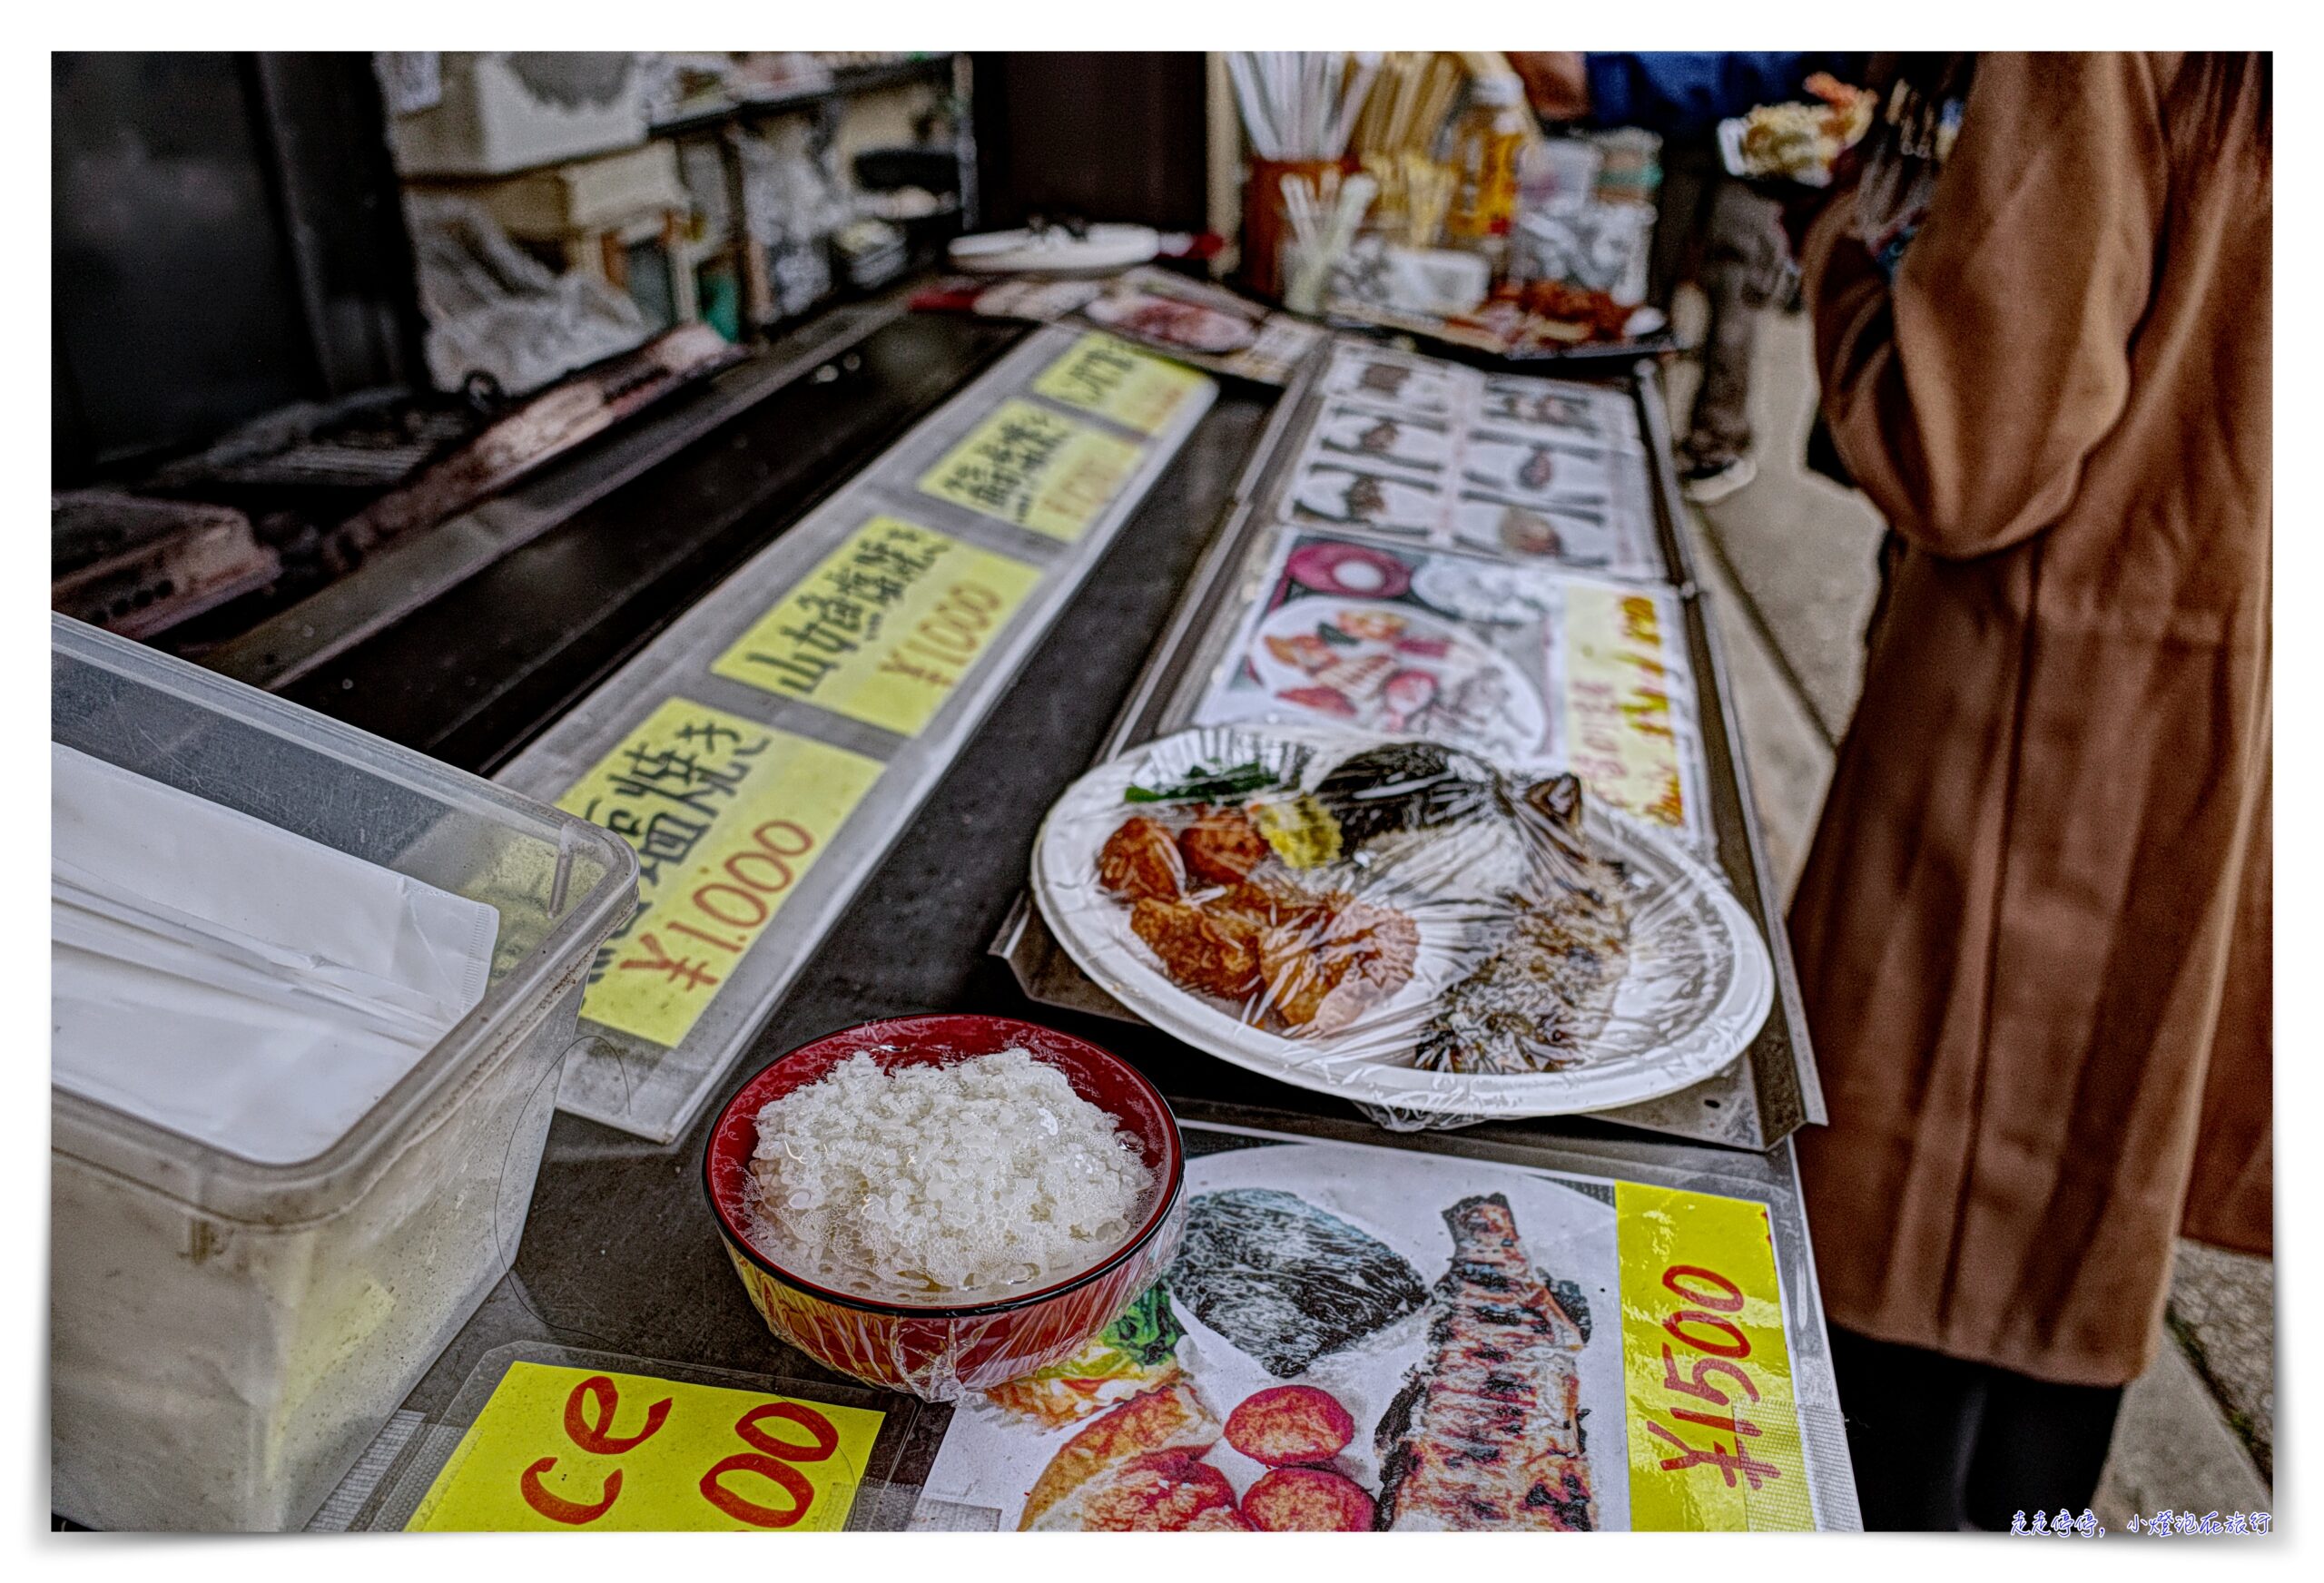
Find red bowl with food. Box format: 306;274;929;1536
704;1014;1187;1402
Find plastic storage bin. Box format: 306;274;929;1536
49;615;638;1531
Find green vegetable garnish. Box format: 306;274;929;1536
1125;760;1281;804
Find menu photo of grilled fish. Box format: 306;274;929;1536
1376;1194;1598;1530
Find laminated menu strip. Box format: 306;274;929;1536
1031;331;1215;435
710;517;1042;739
917;398;1144;542
495;325;1216;1143
555;703;883;1050
915;1116;1856;1531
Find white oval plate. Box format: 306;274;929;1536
1031;727;1773;1120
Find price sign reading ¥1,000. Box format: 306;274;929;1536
917;398;1142;542
406;1362;885;1532
556;701;883;1048
1616;1181;1814;1531
711;516;1041;739
1032;331;1211;436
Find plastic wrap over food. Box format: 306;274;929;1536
703;1017;1192;1404
717;1197;1187;1404
1035;726;1772;1124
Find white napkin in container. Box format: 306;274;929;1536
51;743;500;1165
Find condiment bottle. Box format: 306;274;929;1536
1444;74;1528;274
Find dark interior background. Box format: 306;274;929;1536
51;53;424;485
969;52;1209;232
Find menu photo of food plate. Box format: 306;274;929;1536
1283;452;1450;538
1445;487;1664;580
1196;529;1557;769
1478;371;1645;452
918;1125;1837;1530
1031;723;1767;1123
1308;400;1458;475
1315;340;1477;419
1195;529;1709;845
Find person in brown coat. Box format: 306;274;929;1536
1785;52;2271;1529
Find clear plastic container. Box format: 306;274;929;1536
49;615;639;1531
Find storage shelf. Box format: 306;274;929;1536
649;54;958;139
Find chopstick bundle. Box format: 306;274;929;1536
1349;51;1465;162
1400;153;1456;249
1226;52;1381;161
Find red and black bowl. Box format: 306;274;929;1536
703;1014;1187;1402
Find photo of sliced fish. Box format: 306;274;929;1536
1168;1187;1429;1377
1375;1194;1597;1531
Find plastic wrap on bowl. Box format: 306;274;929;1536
704;1016;1189;1403
1034;725;1772;1124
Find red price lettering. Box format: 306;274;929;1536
694;882;768;929
754;820;816;856
1664;1310;1751;1359
686;821;821;932
1646;1421;1783;1491
696;1401;842;1529
1662;1264;1745;1313
565;1373;673;1455
521;1459;623;1525
699;1455;815;1528
1660;1343;1759;1407
736;1401;842;1460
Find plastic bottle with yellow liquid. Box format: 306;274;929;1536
1444;74;1529;277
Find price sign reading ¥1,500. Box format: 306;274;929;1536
406;1362;885;1532
711;516;1040;739
918;398;1142;542
557;700;882;1048
1563;585;1690;837
1032;331;1211;435
1616;1181;1813;1531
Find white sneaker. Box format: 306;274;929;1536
1681;452;1758;504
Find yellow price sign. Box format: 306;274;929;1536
557;700;883;1047
406;1362;885;1531
918;398;1141;541
712;516;1040;738
1563;585;1689;836
1032;331;1209;435
1615;1182;1813;1531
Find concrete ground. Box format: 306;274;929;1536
1664;302;2274;1522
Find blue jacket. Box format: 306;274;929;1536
1584;53;1865;140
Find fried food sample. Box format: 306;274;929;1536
1178;809;1271;887
1020;1382;1241;1531
1242;1466;1376;1531
1130;898;1265;1000
1099;815;1185;902
1259;898;1421;1036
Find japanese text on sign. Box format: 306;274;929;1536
918;398;1141;542
1564;586;1690;835
406;1362;885;1531
557;701;882;1047
1031;332;1209;435
1615;1181;1813;1531
712;516;1041;738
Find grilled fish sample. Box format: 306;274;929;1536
1375;1194;1596;1531
1414;773;1631;1075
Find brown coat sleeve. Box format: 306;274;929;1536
1803;54;2171;558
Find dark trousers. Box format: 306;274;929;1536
1650;145;1787;467
1828;1325;2127;1531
